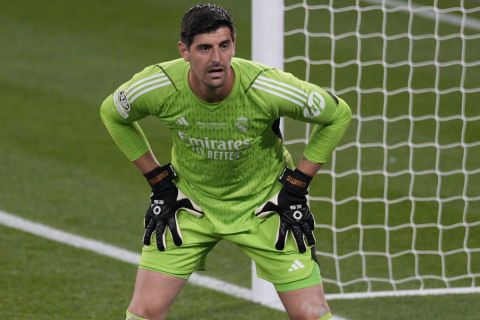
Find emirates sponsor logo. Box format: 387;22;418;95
177;131;251;161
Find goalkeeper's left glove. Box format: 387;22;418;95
255;167;316;253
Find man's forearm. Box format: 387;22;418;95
133;151;161;174
296;157;322;177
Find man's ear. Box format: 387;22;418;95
177;41;190;62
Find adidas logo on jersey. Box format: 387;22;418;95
288;259;305;272
176;117;189;126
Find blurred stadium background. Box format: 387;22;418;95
1;1;479;319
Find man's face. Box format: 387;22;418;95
178;26;235;92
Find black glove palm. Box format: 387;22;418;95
255;168;316;253
143;164;203;251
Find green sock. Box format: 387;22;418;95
318;312;333;320
126;310;147;320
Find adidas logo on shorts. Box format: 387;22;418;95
288;259;305;272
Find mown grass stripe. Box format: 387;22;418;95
0;211;279;309
0;210;353;319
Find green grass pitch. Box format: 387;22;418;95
1;0;479;319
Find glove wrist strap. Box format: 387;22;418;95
144;163;177;190
279;167;312;194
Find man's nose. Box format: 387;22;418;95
211;47;220;62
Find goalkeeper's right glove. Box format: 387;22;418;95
143;163;203;251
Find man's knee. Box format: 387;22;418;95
277;279;331;320
287;305;331;320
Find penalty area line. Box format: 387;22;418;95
0;210;349;319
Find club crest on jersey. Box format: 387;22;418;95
114;90;132;119
234;116;249;133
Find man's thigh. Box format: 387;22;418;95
140;210;219;278
225;214;322;290
277;284;331;320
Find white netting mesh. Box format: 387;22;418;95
282;0;480;295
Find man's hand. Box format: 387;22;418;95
255;168;316;253
143;164;203;251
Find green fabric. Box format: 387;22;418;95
274;262;322;292
100;95;151;161
140;210;320;287
126;310;147;320
318;312;333;320
138;265;190;280
303;98;352;164
100;57;351;233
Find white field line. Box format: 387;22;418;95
0;210;351;319
0;211;251;303
2;210;479;311
362;0;480;31
327;287;480;300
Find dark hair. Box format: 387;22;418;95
181;3;235;48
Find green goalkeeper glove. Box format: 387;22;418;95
255;167;316;253
143;163;203;251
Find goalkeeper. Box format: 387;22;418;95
100;3;351;320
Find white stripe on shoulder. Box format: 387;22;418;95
255;78;307;103
129;82;172;104
122;71;172;104
252;75;308;107
127;72;166;94
257;76;308;98
252;83;305;107
126;77;170;100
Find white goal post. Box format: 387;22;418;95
251;0;480;302
251;0;286;308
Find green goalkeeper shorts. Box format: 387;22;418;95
140;210;322;291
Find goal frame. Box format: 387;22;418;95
251;0;480;303
251;0;285;308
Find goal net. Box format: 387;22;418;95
252;0;480;300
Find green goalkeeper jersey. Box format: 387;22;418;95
100;57;351;233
